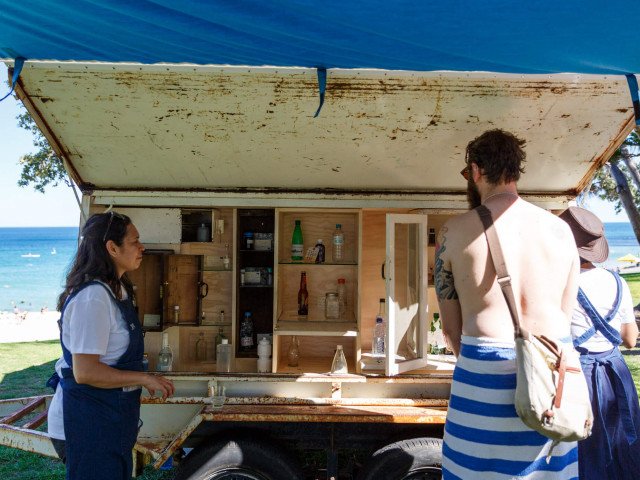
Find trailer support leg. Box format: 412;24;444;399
326;423;338;480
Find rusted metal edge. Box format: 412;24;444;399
574;114;635;194
151;407;205;469
141;396;450;406
200;405;448;425
0;396;45;425
0;424;58;458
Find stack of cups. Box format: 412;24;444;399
257;337;272;373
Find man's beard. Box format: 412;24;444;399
467;176;482;209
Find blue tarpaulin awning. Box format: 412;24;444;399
0;1;639;75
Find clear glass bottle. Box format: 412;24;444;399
173;305;180;323
240;311;255;351
287;336;300;367
315;239;325;263
142;353;149;371
219;310;226;324
195;332;207;361
291;220;304;261
214;327;226;360
297;271;309;316
216;338;232;372
337;278;347;319
372;298;386;356
197;223;210;242
157;332;173;372
330;345;348;374
332;224;344;262
222;243;231;270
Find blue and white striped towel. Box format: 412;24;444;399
442;335;579;480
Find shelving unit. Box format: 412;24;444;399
274;209;360;373
236;209;275;358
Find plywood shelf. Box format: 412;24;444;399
275;320;358;336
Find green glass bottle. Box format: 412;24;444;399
291;220;303;261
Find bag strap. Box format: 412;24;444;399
476;205;522;339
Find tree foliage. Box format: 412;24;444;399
589;131;640;212
16;109;70;193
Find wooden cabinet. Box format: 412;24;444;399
274;209;360;373
236;209;275;358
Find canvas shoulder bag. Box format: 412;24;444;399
476;205;593;443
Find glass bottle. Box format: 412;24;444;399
291;220;304;261
222;243;231;270
315;239;325;263
330;345;348;374
216;338;232;372
325;292;340;319
157;332;173;372
297;271;309;316
337;278;347;319
287;336;300;367
332;224;344;262
372;298;386;356
219;310;226;324
240;311;255;351
214;327;226;360
142;353;149;371
195;332;207;361
173;305;180;323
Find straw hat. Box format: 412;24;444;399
559;206;609;263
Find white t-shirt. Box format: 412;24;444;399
571;268;635;353
48;283;130;440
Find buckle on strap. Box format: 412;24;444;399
497;275;512;286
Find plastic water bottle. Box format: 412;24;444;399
157;332;173;372
216;339;232;372
332;224;344;262
240;311;254;351
372;298;385;356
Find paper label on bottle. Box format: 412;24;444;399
241;337;254;347
333;236;344;245
291;244;303;257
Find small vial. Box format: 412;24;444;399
219;310;225;324
173;305;180;323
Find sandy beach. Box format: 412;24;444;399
0;311;61;343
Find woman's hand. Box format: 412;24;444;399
142;374;175;400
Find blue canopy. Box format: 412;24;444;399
0;0;639;75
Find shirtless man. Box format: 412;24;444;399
436;129;580;479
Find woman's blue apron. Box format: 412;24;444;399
575;271;640;479
59;281;144;480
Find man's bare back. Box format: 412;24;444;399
437;195;579;345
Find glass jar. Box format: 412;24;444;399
325;292;340;320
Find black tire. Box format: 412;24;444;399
174;436;303;480
357;437;443;480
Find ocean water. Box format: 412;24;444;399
0;227;78;311
0;222;637;312
601;222;640;268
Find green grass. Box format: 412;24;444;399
0;341;172;479
621;272;640;305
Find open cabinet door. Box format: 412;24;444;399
385;213;429;376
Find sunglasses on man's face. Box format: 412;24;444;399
460;166;470;181
103;211;126;243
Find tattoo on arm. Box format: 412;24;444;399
434;233;458;300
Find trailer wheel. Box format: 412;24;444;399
174;436;303;480
357;437;443;480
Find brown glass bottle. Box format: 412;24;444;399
298;271;309;316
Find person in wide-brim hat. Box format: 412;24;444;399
559;206;609;264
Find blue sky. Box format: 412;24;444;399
0;64;630;227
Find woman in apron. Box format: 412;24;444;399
47;212;174;480
560;206;640;479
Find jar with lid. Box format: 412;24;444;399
325;292;340;320
243;232;254;250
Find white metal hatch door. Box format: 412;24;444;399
384;213;429;376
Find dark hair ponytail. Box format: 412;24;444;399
57;212;133;311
